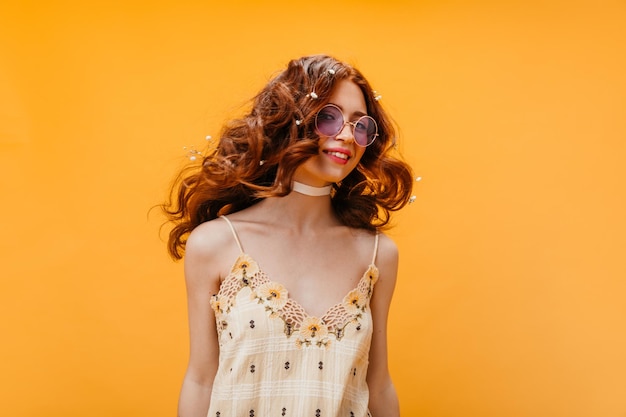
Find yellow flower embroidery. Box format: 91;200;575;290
230;254;259;283
295;317;331;349
210;294;226;315
343;289;365;314
365;265;379;285
299;317;329;339
255;281;289;310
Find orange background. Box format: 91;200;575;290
1;1;625;416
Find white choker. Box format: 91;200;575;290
292;181;332;196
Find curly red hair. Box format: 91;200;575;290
162;55;414;259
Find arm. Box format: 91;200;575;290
367;234;400;417
177;224;224;417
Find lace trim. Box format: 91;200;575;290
210;254;378;348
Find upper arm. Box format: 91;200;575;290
367;233;399;388
182;221;233;384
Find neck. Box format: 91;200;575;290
252;183;338;230
291;181;332;197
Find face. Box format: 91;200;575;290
293;79;368;187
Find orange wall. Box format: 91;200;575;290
1;1;625;416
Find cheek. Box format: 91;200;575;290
317;137;330;148
352;147;366;165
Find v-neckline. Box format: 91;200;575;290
228;252;378;320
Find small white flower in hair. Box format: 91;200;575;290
328;69;336;75
310;92;318;99
183;146;202;161
295;119;302;126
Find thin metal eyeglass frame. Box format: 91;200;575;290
314;104;379;147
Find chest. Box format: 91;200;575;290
239;241;373;318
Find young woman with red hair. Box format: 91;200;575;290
163;55;413;417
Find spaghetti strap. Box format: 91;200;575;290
371;232;379;265
220;215;244;253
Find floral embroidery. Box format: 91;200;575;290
299;317;327;339
253;281;289;313
213;252;379;349
320;339;332;349
295;317;331;349
210;294;228;315
352;264;378;299
365;265;378;288
343;290;365;314
230;254;259;284
334;327;344;340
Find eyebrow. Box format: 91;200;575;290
327;103;368;118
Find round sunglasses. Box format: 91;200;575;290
314;104;378;147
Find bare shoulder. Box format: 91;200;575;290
377;233;399;260
375;233;399;279
184;217;240;282
186;217;233;256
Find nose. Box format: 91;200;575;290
335;121;355;143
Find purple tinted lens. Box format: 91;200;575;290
354;116;377;146
316;105;343;137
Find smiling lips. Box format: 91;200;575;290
323;148;352;164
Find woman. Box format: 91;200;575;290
163;55;413;417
